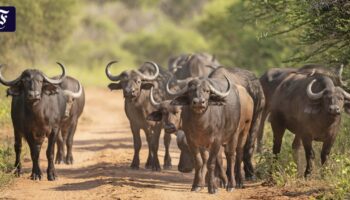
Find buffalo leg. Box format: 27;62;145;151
292;135;303;176
130;125;141;169
226;139;238;192
201;149;209;187
66;121;78;165
243;143;256;181
14;130;22;176
236;128;249;188
321;136;335;165
188;141;203;192
150;128;161;171
244;105;264;180
163;133;172;169
55;131;65;164
207;141;221;194
145;130;153;169
29;139;42;180
270;116;285;156
47;128;59;181
215;148;227;188
256;108;268;153
302;137;315;178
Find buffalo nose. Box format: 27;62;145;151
28;91;40;99
125;88;136;96
192;97;205;106
329;105;341;114
165;123;176;131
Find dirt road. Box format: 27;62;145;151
0;88;311;200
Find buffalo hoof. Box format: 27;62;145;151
145;157;152;169
191;186;202;192
219;180;227;189
31;173;42;181
47;171;57;181
245;175;257;181
163;158;172;170
130;158;140;170
208;187;218;194
226;187;234;192
14;168;22;177
152;164;161;172
55;153;64;164
236;183;244;189
130;164;139;170
163;164;172;170
55;157;64;165
65;155;74;165
178;167;193;173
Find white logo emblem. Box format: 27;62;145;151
0;9;10;30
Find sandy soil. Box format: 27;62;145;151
0;88;316;200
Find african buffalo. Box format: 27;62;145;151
213;67;265;180
257;64;345;152
162;66;265;180
168;53;220;80
106;61;172;171
0;63;83;180
169;71;254;193
269;70;350;177
55;77;85;165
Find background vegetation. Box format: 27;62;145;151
0;0;349;198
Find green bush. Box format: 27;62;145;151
0;139;15;189
122;23;209;67
257;117;350;199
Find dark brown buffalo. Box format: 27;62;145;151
168;53;220;80
169;71;253;193
55;77;85;165
257;64;344;152
162;53;222;172
106;61;172;171
0;63;83;181
213;67;265;180
162;66;265;180
269;71;350;177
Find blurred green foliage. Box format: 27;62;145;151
0;0;350;197
123;23;208;65
197;0;296;73
243;0;350;79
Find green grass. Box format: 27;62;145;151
256;116;350;199
0;138;15;189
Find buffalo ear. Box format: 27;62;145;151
6;86;21;96
43;83;59;95
209;95;226;106
171;95;190;106
147;111;162;121
108;83;122;90
344;101;350;115
141;82;154;90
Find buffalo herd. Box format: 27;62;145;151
0;54;349;194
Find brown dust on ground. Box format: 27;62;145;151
0;88;320;200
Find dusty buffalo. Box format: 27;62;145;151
0;63;83;180
213;67;265;180
269;70;350;177
162;66;265;180
168;53;220;80
169;71;253;193
257;64;345;152
106;61;172;171
165;53;221;172
55;77;85;165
